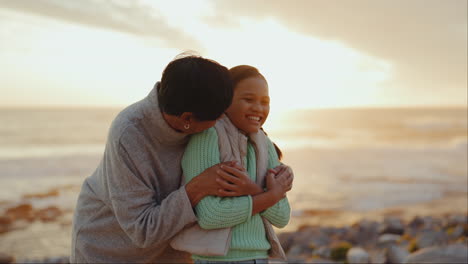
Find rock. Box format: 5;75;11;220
312;246;331;259
416;230;448;249
387;245;409;264
286;244;312;259
447;214;467;227
347;219;380;246
421;216;442;230
407;238;420;253
284;257;307;264
446;225;465;240
346;247;369;264
404;244;468;264
290;226;330;249
377;234;401;248
308;231;331;248
409;216;425;230
330;241;352;261
5;203;34;221
306;257;339;264
0;252;15;264
321;226;349;239
368;249;386;264
278;232;294;252
380;216;404;235
0;216;12;234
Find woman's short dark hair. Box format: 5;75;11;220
229;65;267;88
158;55;233;121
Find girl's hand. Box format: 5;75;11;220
265;171;288;200
270;164;294;192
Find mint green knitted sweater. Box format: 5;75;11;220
182;127;291;261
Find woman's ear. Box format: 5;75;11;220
180;112;195;122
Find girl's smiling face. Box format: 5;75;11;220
225;77;270;134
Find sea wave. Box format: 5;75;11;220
0;144;105;159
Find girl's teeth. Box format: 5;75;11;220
247;116;260;121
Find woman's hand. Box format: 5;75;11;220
185;161;262;206
185;161;238;206
216;162;263;197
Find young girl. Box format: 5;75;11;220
178;65;292;263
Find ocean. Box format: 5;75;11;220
0;107;467;221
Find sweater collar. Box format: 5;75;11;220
144;83;189;146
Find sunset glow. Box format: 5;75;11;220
0;0;466;112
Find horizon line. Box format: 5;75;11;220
0;104;467;110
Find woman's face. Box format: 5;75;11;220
226;77;270;134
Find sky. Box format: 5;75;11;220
0;0;466;113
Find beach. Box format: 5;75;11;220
0;107;466;262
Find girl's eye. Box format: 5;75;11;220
244;98;254;102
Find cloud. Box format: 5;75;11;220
0;0;204;52
209;0;467;104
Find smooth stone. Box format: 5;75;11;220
380;216;404;235
421;216;442;229
312;246;331;259
346;247;369;264
330;241;353;261
348;219;380;246
416;230;448;248
404;244;468;264
306;258;340;264
5;203;35;221
447;214;467;227
408;216;425;230
278;232;295;252
387;245;409;264
368;249;386;264
284;257;307;264
447;225;465;239
377;234;401;247
286;244;312;258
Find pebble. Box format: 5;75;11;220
346;247;369;263
368;249;386;264
377;233;401;247
387;245;409;264
404;243;468;264
2;213;466;264
416;229;448;248
380;216;405;235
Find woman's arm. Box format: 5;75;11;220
182;128;256;229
